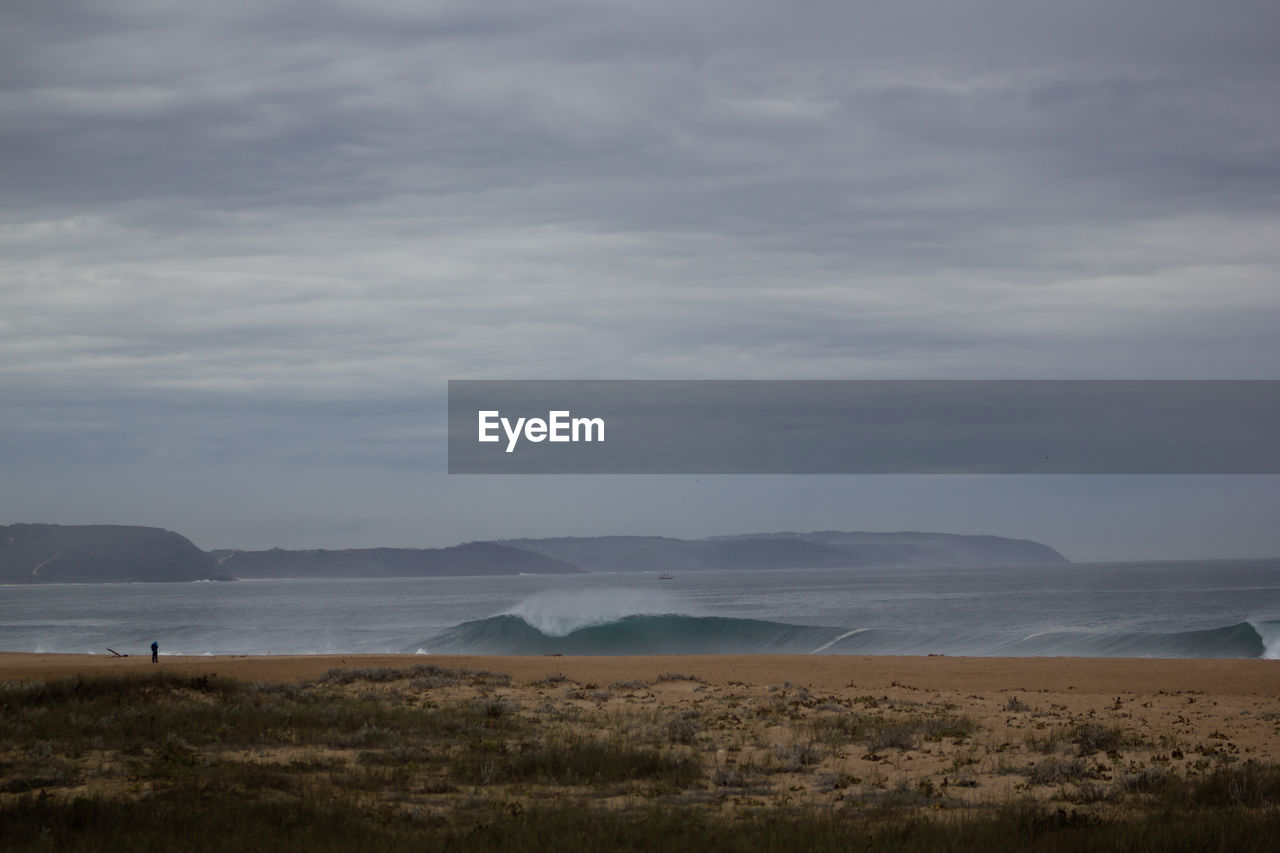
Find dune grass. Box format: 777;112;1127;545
3;669;1279;851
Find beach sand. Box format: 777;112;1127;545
1;651;1276;696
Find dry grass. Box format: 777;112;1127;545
2;667;1279;850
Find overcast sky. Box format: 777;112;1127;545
3;1;1279;559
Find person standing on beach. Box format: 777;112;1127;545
151;641;158;663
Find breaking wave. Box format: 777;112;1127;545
416;612;1280;658
420;614;842;655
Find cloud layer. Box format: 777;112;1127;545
3;1;1278;553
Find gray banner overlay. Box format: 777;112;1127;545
448;380;1280;474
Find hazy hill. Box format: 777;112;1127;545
706;531;1069;567
209;542;585;579
1;523;1068;583
499;531;1068;572
0;524;225;584
492;535;859;572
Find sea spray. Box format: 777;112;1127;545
1249;619;1280;659
502;589;694;637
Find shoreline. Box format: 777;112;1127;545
1;652;1274;695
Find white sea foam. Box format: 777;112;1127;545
1249;620;1280;659
811;628;869;653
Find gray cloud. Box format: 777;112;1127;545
2;1;1278;555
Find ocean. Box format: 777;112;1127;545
2;559;1278;659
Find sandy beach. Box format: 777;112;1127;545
2;651;1277;696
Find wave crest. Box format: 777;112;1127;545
414;612;1280;658
419;613;843;655
502;589;691;637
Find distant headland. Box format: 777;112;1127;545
1;523;1067;584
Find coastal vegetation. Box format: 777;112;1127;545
2;666;1277;850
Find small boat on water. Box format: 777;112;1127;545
658;572;674;580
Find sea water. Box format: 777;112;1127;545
1;559;1277;658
